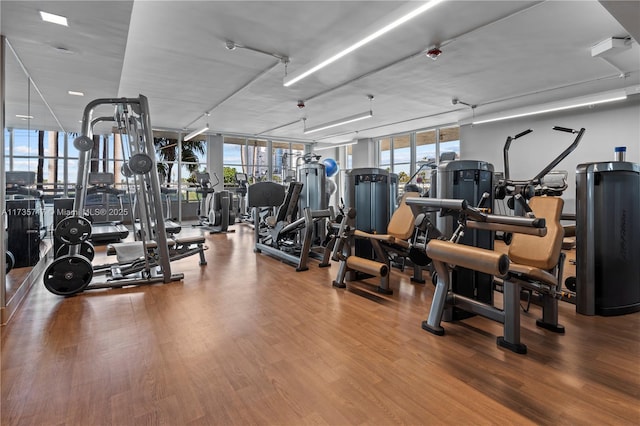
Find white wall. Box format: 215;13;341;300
460;96;640;213
351;138;376;168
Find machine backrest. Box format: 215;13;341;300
247;181;285;208
387;192;421;240
508;196;564;270
276;182;303;223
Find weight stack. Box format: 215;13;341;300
576;162;640;316
432;160;495;320
6;199;42;268
345;168;390;260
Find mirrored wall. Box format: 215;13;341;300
2;37;65;323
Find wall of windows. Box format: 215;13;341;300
377;125;460;194
223;136;305;185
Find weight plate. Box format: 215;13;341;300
129;153;153;174
73;135;94;152
565;276;577;292
55;216;92;244
56;241;95;261
43;255;93;296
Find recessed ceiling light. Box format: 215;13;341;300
40;11;68;26
16;114;34;119
68;91;84;96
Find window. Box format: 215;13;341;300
223;137;244;185
439;126;460;160
379;138;391;170
272;141;290;183
416;130;436;163
392;134;411;183
377;126;460;195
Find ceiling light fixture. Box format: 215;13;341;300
68;90;84;96
283;0;446;87
305;94;374;134
304;111;373;134
16;114;34;120
40;11;68;26
314;140;357;151
472;90;628;125
184;123;210;141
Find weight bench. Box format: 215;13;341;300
411;196;565;354
105;235;207;266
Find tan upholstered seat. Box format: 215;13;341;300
353;192;420;246
508;196;564;272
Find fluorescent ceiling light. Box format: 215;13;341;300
284;0;445;87
472;90;628;125
184;124;209;141
315;141;357;151
304;111;372;134
16;114;34;119
40;11;68;26
68;90;84;96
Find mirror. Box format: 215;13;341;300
2;38;64;323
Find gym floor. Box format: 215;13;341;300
1;225;639;425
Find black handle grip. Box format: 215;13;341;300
553;126;575;133
514;129;533;139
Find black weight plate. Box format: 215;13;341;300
56;241;95;261
55;216;92;244
43;255;93;296
565;276;577;292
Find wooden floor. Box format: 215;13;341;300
2;225;639;425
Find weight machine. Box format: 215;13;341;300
248;181;334;272
406;196;566;354
43;95;204;296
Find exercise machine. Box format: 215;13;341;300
43;95;205;296
495;126;584;300
575;161;639;316
85;172;130;243
344;168;391;259
407;196;565;354
234;172;250;221
331;191;430;294
248;181;334;272
431;160;495;318
193;172;235;234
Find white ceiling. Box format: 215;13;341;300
2;0;639;145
